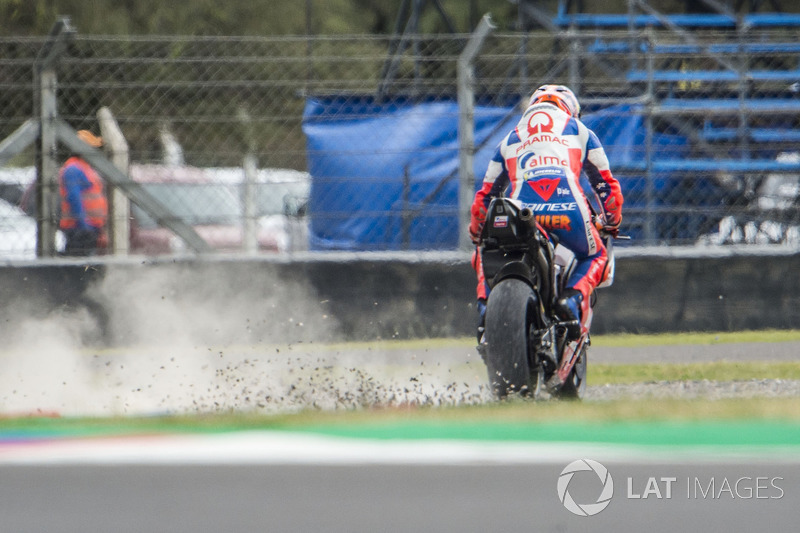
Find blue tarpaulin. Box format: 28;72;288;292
303;99;687;250
303;98;515;250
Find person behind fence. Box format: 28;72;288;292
59;129;108;256
469;84;624;342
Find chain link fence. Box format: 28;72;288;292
1;24;800;258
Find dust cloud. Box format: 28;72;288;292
0;263;488;417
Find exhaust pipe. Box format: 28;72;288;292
520;207;536;228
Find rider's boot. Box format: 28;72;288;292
556;288;587;341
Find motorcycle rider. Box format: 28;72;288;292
469;84;623;342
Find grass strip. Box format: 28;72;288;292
328;329;800;350
291;420;800;448
1;397;800;440
50;329;800;359
0;416;798;449
591;361;800;384
592;329;800;347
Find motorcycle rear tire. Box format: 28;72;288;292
484;278;537;399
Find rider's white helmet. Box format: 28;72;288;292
528;84;581;118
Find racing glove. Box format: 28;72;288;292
601;189;623;236
469;205;487;244
468;218;483;244
594;214;622;238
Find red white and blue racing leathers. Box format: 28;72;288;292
470;102;624;313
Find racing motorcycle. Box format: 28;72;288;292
477;197;618;400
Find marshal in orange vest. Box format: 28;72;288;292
58;156;108;230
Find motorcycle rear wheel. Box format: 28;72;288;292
484;278;538;399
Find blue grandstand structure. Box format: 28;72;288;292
525;0;800;243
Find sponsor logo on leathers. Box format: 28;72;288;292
526;111;554;135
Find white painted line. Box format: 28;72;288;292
1;431;799;465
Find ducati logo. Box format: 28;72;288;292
529;177;560;201
527;111;554;135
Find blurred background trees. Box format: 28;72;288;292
3;1;798;36
0;0;508;35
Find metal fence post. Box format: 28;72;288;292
243;154;258;254
567;26;581;95
33;18;74;257
239;107;259;254
98;107;130;256
644;28;655;244
402;164;411;249
458;13;495;251
36;66;59;257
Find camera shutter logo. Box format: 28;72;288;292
557;459;614;517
